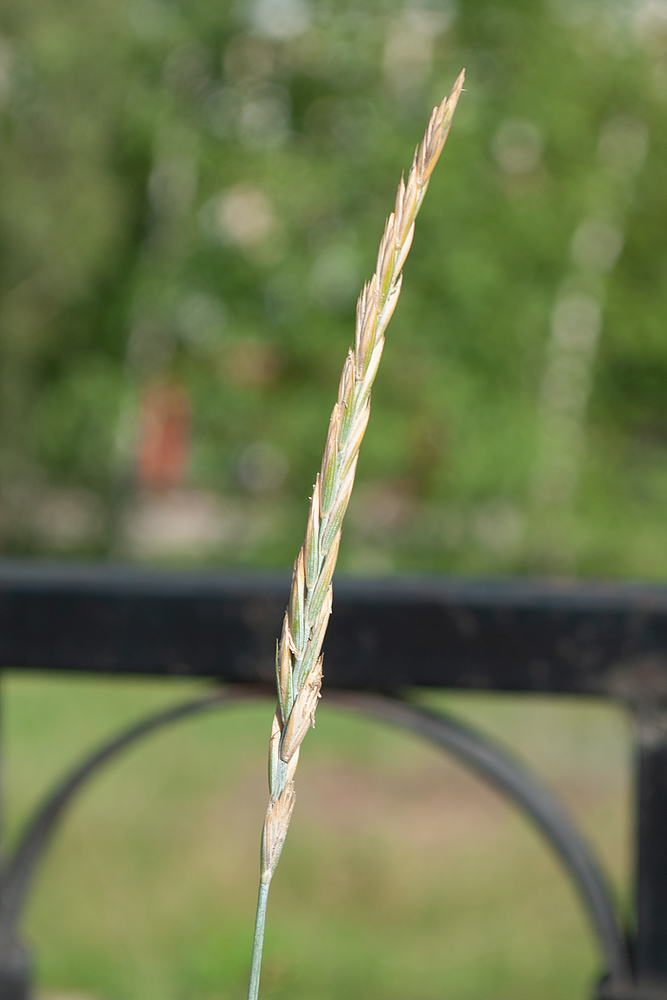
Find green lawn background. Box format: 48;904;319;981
6;675;630;999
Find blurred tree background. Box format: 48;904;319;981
1;0;665;577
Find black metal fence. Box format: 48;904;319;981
1;561;666;999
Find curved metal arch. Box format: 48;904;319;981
0;686;257;959
0;684;631;986
326;691;632;984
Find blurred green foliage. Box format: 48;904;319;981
0;0;665;575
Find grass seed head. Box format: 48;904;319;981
251;71;465;997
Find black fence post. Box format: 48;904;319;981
596;708;667;1000
0;946;31;1000
635;706;667;991
1;677;32;1000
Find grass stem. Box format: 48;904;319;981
247;878;271;1000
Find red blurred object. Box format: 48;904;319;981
137;383;191;490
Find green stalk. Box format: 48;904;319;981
248;878;271;1000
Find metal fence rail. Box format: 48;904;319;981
0;561;665;1000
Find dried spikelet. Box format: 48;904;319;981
376;213;397;303
261;780;296;881
280;656;323;763
341;401;370;469
303;477;321;590
395;167;418;244
394;224;415;276
355;277;379;377
289;548;306;652
320;404;341;512
337;351;355;414
276;623;292;721
293;585;331;684
320;463;357;552
307;531;340;631
267;708;281;789
357;335;386;406
310;583;333;644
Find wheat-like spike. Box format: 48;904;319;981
247;68;464;1000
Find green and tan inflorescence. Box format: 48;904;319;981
259;69;465;887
